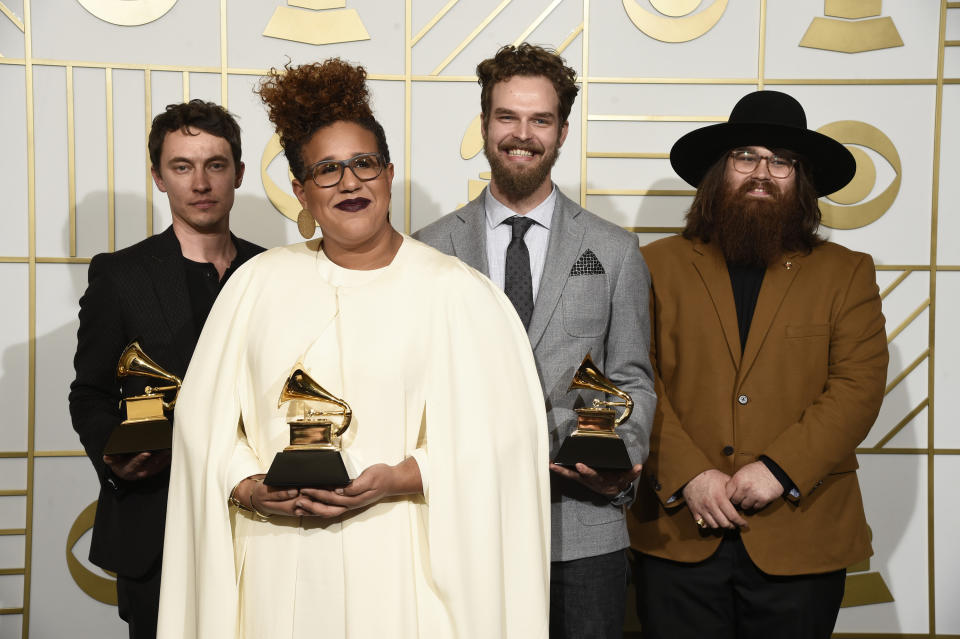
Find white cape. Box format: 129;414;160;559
157;237;550;638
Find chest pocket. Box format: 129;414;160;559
561;275;609;338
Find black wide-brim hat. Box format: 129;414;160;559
670;90;856;197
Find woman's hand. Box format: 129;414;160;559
233;474;300;517
295;457;422;518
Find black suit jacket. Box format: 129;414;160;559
69;226;264;577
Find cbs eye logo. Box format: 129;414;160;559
817;121;901;230
261;134;301;222
622;0;728;42
67;501;117;605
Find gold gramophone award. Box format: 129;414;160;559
264;364;353;487
554;352;634;470
104;341;181;455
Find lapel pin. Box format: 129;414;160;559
784;261;793;270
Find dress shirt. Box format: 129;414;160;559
484;185;556;301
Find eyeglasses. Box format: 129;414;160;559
728;149;797;179
305;152;386;188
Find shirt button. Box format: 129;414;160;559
737;394;749;405
722;446;734;456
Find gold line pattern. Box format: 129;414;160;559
145;69;153;237
0;568;25;575
556;23;583;55
411;0;460;46
879;269;912;300
579;0;589;206
67;66;76;257
0;529;26;536
0;608;25;615
587;114;725;122
512;0;563;46
106;68;115;253
0;1;24;32
405;0;412;233
886;300;929;344
33;450;87;457
430;0;512;75
884;350;929;396
872;399;928;449
757;0;766;90
23;1;36;636
587;152;669;158
0;490;27;496
587;189;694;196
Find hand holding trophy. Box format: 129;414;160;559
553;352;634;471
104;340;181;455
264;363;353;487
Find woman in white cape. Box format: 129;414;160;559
156;59;550;639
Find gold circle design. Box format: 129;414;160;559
817;121;901;230
622;0;727;43
649;0;702;17
829;146;876;206
66;501;117;605
461;113;485;160
77;0;177;26
260;134;301;223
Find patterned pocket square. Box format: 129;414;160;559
570;249;605;276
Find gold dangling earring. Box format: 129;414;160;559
297;209;315;239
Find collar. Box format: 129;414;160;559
484;184;557;231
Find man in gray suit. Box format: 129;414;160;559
415;43;656;638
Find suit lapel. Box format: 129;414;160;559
528;192;584;349
144;227;195;371
691;241;741;369
449;196;489;274
738;253;801;382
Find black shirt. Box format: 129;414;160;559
182;238;254;338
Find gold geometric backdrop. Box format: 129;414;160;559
1;1;958;637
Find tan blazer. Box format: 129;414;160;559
627;235;888;576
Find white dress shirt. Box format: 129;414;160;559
484;185;556;301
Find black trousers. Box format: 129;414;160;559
551;549;630;639
634;535;845;639
116;559;162;639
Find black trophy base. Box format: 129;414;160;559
264;449;351;488
554;435;632;471
103;420;172;455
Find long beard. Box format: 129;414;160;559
714;179;801;268
483;137;559;202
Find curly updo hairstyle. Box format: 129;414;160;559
256;58;390;183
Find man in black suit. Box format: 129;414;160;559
69;100;264;639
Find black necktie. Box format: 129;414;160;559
504;216;535;329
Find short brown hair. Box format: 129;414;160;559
148;100;242;172
476;43;579;126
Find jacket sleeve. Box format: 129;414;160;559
761;253;888;497
69;254;128;493
641;282;718;506
604;240;657;468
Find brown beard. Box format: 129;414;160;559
714;178;802;267
484;136;559;202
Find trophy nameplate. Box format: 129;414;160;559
103;341;181;455
264;364;352;488
554;352;633;471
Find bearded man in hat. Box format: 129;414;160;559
627;90;888;639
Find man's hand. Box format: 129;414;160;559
682;469;747;530
102;450;171;481
549;462;643;498
725;461;783;511
296;457;423;518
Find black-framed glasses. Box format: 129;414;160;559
728;149;797;178
305;152;386;188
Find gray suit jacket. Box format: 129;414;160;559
415;188;656;561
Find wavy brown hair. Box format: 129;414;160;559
256;58;390;182
148;99;242;172
682;153;825;254
476;43;579;126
